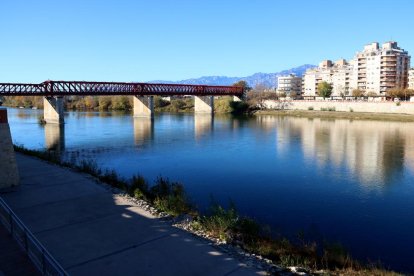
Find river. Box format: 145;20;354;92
7;108;414;272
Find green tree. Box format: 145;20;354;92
111;96;131;110
232;80;251;91
317;81;333;98
98;96;112;110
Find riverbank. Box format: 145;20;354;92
2;152;263;275
11;145;402;275
256;109;414;122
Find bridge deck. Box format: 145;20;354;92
0;154;260;276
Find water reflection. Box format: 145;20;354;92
133;117;154;145
194;114;214;139
44;123;65;152
259;116;414;190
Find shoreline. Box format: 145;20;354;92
255;109;414;122
10;145;403;275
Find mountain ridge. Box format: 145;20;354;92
150;64;315;88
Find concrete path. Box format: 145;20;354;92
0;154;263;276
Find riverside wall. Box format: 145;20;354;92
264;100;414;115
0;109;19;188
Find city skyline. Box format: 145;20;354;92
1;0;414;83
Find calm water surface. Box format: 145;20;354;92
7;108;414;272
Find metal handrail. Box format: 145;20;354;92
0;196;68;276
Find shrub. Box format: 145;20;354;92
100;169;127;189
328;107;336;111
349;108;354;112
308;106;314;110
154;96;169;108
128;175;149;199
230;101;249;114
76;159;101;176
199;202;238;241
150;177;193;216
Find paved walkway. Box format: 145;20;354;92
0;224;40;276
0;154;262;276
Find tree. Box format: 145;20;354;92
386;88;413;99
232;80;251;91
366;91;378;97
98;96;112;110
352;89;365;97
317;81;333;98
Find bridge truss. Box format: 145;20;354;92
0;81;244;97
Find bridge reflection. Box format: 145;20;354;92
194;114;214;139
133;117;154;145
44;123;65;152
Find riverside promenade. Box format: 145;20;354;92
0;154;262;276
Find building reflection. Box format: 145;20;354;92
194;114;214;140
133;117;154;146
44;123;65;152
259;115;414;190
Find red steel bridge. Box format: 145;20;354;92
0;80;244;97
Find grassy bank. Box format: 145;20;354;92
13;145;401;275
256;109;414;122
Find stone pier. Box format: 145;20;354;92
233;96;242;102
0;108;19;189
194;96;214;114
133;96;154;118
43;96;64;124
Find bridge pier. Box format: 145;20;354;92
0;109;19;189
233;96;242;102
194;96;214;114
43;96;64;124
133;96;154;118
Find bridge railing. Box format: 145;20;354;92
0;197;68;276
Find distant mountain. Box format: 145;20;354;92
150;64;315;89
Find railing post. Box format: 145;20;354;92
9;211;13;235
24;228;28;252
42;248;46;274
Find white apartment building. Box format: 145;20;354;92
303;59;354;96
409;68;414;90
277;74;302;97
303;41;410;96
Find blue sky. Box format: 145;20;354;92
1;0;413;83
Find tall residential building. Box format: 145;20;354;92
277;74;302;97
356;42;410;94
409;68;414;90
303;59;354;96
303;41;411;96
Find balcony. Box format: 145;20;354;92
380;82;395;87
381;56;397;61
